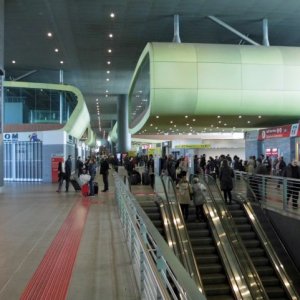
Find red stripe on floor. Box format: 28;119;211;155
20;200;91;300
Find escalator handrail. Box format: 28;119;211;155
235;192;300;299
118;174;205;299
125;174;179;256
159;175;205;295
197;174;268;300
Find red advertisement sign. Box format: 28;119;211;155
258;124;295;140
51;156;64;183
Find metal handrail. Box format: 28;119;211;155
115;173;205;299
160;175;205;295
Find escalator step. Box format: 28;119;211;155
234;224;252;232
251;256;270;266
202;273;228;285
188;230;210;238
264;286;287;298
186;223;208;230
239;232;257;239
190;237;214;246
261;275;280;286
205;284;232;296
243;239;260;248
227;210;245;217
232;217;249;224
193;246;217;256
199;264;223;274
247;248;265;257
196;254;219;264
192;246;216;254
255;266;275;276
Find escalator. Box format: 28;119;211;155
139;199;165;238
186;207;235;300
227;200;291;299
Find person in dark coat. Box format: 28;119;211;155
147;154;155;189
283;159;300;208
100;155;110;192
219;159;234;204
88;158;97;196
65;155;72;192
56;161;65;193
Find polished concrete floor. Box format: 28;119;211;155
0;175;140;300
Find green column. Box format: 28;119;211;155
0;0;4;190
117;94;131;152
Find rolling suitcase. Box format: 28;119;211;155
70;178;81;191
94;182;99;194
142;172;151;185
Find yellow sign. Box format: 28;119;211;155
148;148;162;156
128;151;136;157
175;144;211;149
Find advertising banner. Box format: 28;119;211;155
257;124;300;140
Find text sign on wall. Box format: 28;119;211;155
258;124;299;140
175;144;211;149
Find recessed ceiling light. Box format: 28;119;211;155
239;115;242;118
106;70;110;74
47;32;52;37
108;49;112;53
54;48;59;52
258;115;262;118
105;90;109;93
60;61;64;64
185;115;188;118
96;98;98;101
110;12;115;18
108;33;113;38
106;78;110;81
107;61;111;65
156;115;159;118
217;115;221;118
170;121;173;124
12;60;16;64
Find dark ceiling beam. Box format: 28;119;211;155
207;15;261;46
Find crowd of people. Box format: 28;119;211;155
56;154;111;196
55;151;300;211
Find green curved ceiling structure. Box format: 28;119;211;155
4;81;95;144
128;42;300;136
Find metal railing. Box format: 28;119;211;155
234;171;300;214
114;173;205;300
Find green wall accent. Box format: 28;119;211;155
128;42;300;134
3;81;92;141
